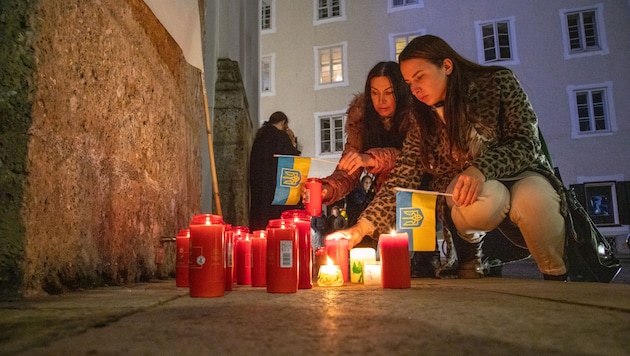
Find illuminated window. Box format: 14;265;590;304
314;42;348;90
390;31;423;61
474;17;519;65
315;111;346;157
567;82;616;139
560;4;608;59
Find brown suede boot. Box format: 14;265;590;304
457;237;484;279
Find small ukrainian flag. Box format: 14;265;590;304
272;156;311;205
395;188;437;251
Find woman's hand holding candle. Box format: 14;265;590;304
325;219;375;249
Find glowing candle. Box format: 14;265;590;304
317;257;344;287
189;214;225;298
313;247;327;282
250;230;267;287
235;233;252;285
231;226;249;284
363;261;382;286
266;219;298;293
175;229;190;287
282;210;312;289
350;248;376;283
379;231;410;289
325;238;349;282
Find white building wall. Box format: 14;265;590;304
261;0;630;234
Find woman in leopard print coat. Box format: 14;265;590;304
330;35;568;280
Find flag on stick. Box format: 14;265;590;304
395;188;438;251
272;156;311;205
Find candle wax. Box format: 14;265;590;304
379;232;410;289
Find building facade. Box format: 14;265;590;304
259;0;630;252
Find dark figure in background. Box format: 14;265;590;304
249;111;301;231
345;174;375;227
310;212;328;250
327;206;347;233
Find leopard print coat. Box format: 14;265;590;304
360;69;567;272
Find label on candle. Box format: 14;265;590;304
280;240;293;268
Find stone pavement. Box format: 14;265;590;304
1;260;629;356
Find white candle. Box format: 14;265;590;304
363;261;382;286
350;248;376;283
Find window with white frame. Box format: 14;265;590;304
261;54;275;96
560;4;608;59
315;111;346;157
388;0;423;13
567;82;616;139
261;0;275;34
389;31;424;61
314;42;348;90
474;16;519;65
314;0;346;25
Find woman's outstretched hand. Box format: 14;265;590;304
325;219;374;249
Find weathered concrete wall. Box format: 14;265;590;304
213;59;253;228
1;0;204;297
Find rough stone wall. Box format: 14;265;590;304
1;0;203;297
214;59;253;228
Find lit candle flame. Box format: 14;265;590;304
326;256;335;265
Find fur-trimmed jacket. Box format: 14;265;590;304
320;93;417;205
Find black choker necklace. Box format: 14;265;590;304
432;101;444;108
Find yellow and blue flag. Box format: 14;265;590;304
272;156;311;205
395;188;437;251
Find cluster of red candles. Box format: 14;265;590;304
175;212;412;298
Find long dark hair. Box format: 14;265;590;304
399;35;508;154
256;111;288;139
361;61;413;151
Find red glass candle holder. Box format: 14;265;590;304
251;230;267;287
282;210;312;289
189;214;226;297
266;219;298;293
175;229;190;287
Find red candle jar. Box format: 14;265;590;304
379;232;411;289
325;238;349;282
266;219;298;293
231;226;249;284
175;229;190;287
304;178;322;216
235;233;252;285
250;230;267;287
189;214;226;297
282;210;312;289
224;229;234;291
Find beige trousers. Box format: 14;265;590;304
446;172;566;275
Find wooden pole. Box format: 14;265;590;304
201;72;222;216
